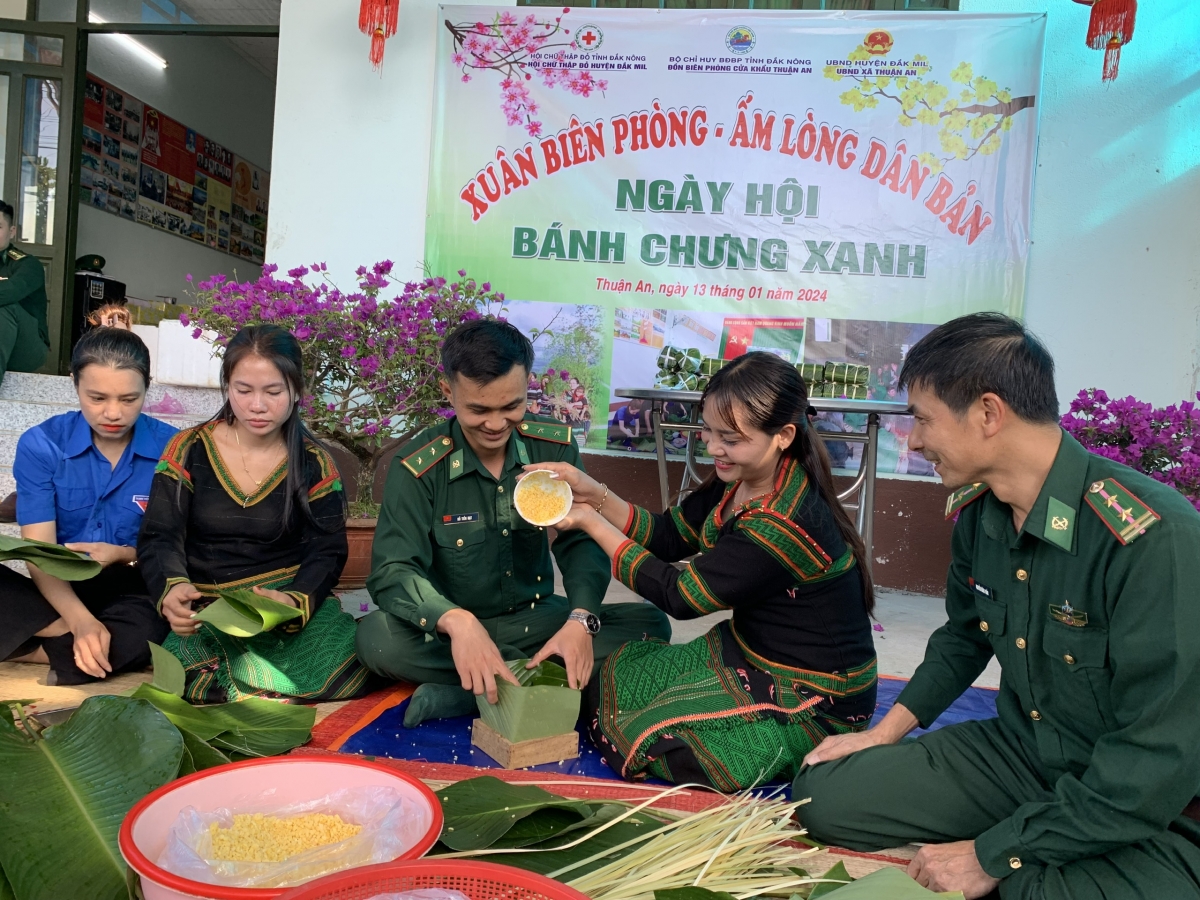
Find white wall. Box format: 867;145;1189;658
79;33;277;303
269;0;1200;407
269;0;503;284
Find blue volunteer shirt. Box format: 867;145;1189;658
14;411;178;546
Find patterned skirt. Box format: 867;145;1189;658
163;597;370;703
587;621;876;791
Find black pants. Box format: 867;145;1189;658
0;564;168;685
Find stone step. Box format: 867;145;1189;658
0;372;222;418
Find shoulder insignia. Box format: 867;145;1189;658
401;435;454;478
154;426;202;489
519;419;572;445
305;443;343;500
945;483;990;519
1084;478;1160;545
6;247;26;261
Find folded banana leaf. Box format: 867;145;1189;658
823;361;870;385
698;356;725;377
810;866;965;899
0;535;102;581
194;587;302;637
796;362;824;386
475;659;580;743
0;696;184;900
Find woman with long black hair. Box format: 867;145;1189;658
532;351;877;790
138;324;369;702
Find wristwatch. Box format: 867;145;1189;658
568;611;601;634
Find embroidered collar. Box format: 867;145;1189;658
198;422;288;508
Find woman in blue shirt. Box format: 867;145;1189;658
1;327;176;684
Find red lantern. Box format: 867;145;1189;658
1073;0;1136;82
359;0;400;69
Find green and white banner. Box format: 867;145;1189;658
426;8;1045;469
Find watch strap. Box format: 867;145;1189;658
568;611;600;634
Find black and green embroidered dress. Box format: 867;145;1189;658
138;423;369;703
588;457;877;790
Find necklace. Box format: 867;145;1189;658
233;423;283;490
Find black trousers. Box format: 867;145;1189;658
0;564;168;685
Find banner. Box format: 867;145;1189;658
81;74;268;264
426;9;1045;472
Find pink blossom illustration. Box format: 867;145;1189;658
445;8;608;137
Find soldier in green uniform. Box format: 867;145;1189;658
0;200;49;386
357;319;671;727
794;313;1200;900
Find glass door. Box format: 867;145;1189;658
0;19;76;373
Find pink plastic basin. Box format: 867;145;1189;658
119;757;443;900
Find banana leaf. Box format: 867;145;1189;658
476;660;580;743
0;696;183;900
193;588;302;637
436;776;595;851
0;535;101;581
148;642;186;697
656;889;737;900
815;866;964;899
178;727;231;776
0;869;14;900
809;861;853;898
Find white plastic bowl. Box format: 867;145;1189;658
514;470;573;527
119;757;442;900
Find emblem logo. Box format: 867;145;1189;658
863;30;894;56
133;494;149;513
1051;516;1069;531
575;24;603;53
725;26;755;55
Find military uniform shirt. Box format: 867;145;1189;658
0;243;49;346
897;431;1200;877
367;415;611;635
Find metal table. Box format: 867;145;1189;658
615;388;909;574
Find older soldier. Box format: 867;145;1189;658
794;313;1200;900
357;318;670;726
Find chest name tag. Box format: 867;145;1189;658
133;495;149;513
1049;602;1088;627
443;513;480;525
970;577;993;599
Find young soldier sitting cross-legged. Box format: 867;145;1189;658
356;319;671;726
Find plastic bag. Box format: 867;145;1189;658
369;892;472;900
156;785;431;888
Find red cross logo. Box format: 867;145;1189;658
581;30;598;47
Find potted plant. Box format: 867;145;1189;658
1062;388;1200;511
184;261;504;586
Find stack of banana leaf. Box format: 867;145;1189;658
796;361;871;401
654;346;725;392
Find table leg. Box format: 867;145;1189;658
651;402;670;511
859;412;881;576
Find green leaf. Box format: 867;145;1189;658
476;660;580;743
178;728;230;775
148;643;186;698
193;588;303;637
130;684;226;740
0;536;102;581
809;861;854;898
0;867;15;900
814;867;960;898
656;889;739;900
436;776;595;851
0;696;183;900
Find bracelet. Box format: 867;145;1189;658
594;483;610;514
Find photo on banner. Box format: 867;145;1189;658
424;9;1046;475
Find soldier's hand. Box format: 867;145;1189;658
802;703;917;766
528;614;594;689
908;841;999;899
521;462;604;507
439;609;520;705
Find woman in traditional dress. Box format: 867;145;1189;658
532;351;877;790
138;324;369;703
1;327;173;683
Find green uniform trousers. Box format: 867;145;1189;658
355;596;672;685
793;718;1200;900
0;303;47;386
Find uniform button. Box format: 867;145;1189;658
1009;857;1022;870
530;602;535;609
1016;569;1028;581
502;529;509;536
535;593;540;600
506;571;512;577
497;485;505;493
1015;637;1026;649
456;538;463;547
1030;710;1041;721
1063;654;1075;665
419;618;427;627
537;575;542;582
979;621;990;633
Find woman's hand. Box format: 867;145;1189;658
252;585;297;607
64;542;135;568
162;582;203;635
520;461;604;507
69;614;112;678
553;500;601;533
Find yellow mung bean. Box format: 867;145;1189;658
208;813;362;863
516;480;569;525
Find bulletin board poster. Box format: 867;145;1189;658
80;75;266;264
425;9;1045;472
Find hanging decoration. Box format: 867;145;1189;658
359;0;400;69
1073;0;1137;82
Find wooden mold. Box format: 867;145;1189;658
471;718;579;769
